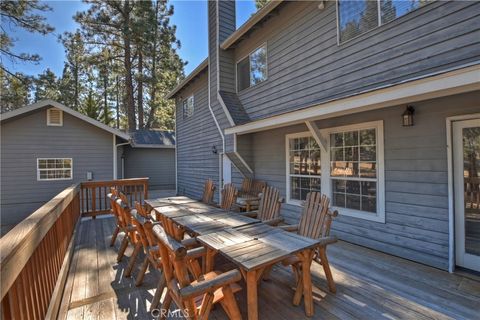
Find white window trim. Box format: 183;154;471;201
285;131;322;206
235;42;268;93
46;108;63;126
37;158;73;181
285;120;385;223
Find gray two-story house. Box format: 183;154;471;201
168;0;480;273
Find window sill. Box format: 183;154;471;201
333;206;385;223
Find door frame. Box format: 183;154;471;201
446;113;480;272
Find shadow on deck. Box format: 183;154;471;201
58;217;480;320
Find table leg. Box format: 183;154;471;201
204;248;216;273
246;270;258;320
301;250;315;317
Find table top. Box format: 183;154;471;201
148;196;320;272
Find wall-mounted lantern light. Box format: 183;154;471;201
402;106;415;127
212;145;218;154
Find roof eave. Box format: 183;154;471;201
220;1;283;50
166;59;208;99
1;99;131;140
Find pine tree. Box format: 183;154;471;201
59;31;87;110
0;69;33;113
75;0;136;131
34;68;60;101
0;0;54;77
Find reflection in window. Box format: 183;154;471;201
183;96;194;119
288;135;321;201
237;44;267;91
330;129;377;213
338;0;429;43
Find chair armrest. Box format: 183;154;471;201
278;224;299;232
263;217;284;226
317;236;338;247
238;210;258;218
179;269;241;299
186;246;206;259
182;237;200;248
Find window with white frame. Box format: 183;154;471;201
37;158;73;180
286;121;385;222
237;44;267;92
286;134;321;203
182;95;194;119
337;0;430;43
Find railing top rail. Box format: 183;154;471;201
80;177;149;188
0;184;80;300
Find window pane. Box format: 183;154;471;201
346;180;360;195
346;194;361;210
333;192;346;207
362;196;377;213
381;0;427;24
360;129;376;145
38;160;47;169
250;45;267;86
360;146;376;161
237;57;250;91
360;162;376;178
361;181;377;197
331;133;344;147
338;0;379;43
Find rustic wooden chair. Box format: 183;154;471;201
115;198;139;263
202;179;216;204
151;223;242;319
281;192;338;297
242;186;284;225
107;191;122;247
237;178;266;211
220;183;238;211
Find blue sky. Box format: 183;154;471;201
3;0;257;77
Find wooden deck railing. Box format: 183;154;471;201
80;178;149;217
0;184;81;320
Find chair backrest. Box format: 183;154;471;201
131;213;149;249
251;180;266;197
151;223;196;314
257;186;282;221
298;192;337;239
135;201;150;218
118;191;130;207
220;183;238;211
202;179;216;204
240;178;253;194
240;178;266;197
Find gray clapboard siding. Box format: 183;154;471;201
123;147;175;190
245;91;480;270
0;109;114;233
232;1;480;120
175;70;223;202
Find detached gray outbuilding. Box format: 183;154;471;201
0;100;176;235
120;130;176;190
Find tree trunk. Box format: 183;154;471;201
116;75;120;128
123;0;135;131
146;0;160;129
137;49;144;129
103;70;108;124
74;63;78;110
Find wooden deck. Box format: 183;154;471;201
58;217;480;320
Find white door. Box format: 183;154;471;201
453;118;480;272
222;154;232;187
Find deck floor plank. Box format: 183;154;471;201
58;217;480;320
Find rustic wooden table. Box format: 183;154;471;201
146;196;320;320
